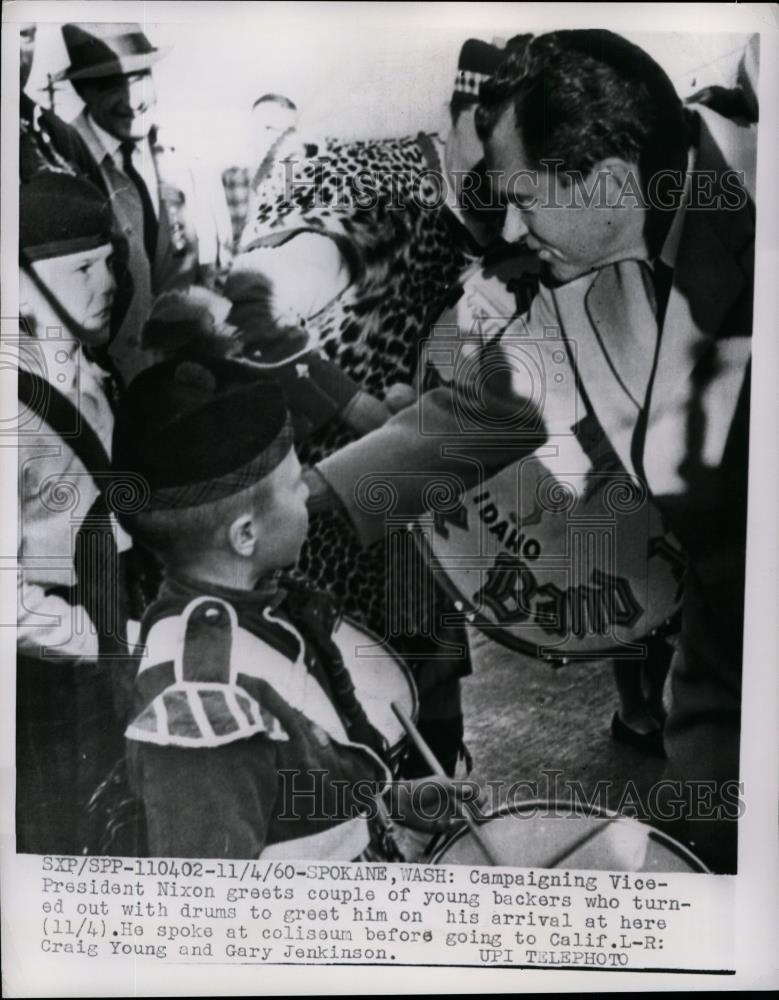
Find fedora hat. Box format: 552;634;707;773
57;23;169;81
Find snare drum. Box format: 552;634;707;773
332;617;418;764
414;451;685;662
416;256;685;663
430;800;707;873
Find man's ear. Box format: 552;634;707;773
228;512;258;557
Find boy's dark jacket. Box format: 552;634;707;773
125;574;391;860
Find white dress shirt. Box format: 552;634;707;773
88;115;160;216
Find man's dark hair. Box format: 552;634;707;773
252;93;297;112
476;29;689;191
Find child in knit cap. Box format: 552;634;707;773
112;357;465;859
17;172;132;854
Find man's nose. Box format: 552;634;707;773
501;204;529;244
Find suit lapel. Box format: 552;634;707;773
71;110;106;171
650;206;745;414
585;260;659;408
76;113;170;286
150;137;172;289
72;112;157;381
549;108;753;503
73;111;147;258
642;111;753;499
646;108;754;439
550;269;648;478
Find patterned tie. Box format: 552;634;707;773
120;141;158;264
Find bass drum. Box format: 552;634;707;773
416;253;685;663
430;800;708;873
332;617;418;766
413;449;685;663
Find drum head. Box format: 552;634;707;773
414;452;685;662
416;297;685;662
431;800;707;873
332;618;418;758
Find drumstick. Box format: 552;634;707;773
390;701;501;867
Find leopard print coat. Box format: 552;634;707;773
242;132;479;641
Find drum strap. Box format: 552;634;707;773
284;590;392;765
132;586;392;765
18;367;111;475
18;368;133;675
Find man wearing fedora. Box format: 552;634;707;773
59;22;233;385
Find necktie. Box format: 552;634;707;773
120;141;158;264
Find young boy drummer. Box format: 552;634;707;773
16;172;133;854
112;357;464;859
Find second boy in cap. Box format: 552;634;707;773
112;358;467;859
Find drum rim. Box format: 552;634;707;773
333;615;419;755
429;797;710;873
412;527;680;663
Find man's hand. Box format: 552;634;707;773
383;382;417;414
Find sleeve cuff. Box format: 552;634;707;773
303;465;344;516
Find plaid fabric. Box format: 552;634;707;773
222;166;251;251
145;416;293;511
454;68;491;97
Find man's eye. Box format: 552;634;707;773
76;263;93;274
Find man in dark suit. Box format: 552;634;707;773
58;22;232;384
311;30;755;873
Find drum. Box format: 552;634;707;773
415;256;685;663
332;617;418;764
430;800;708;873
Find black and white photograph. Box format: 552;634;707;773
1;1;777;994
